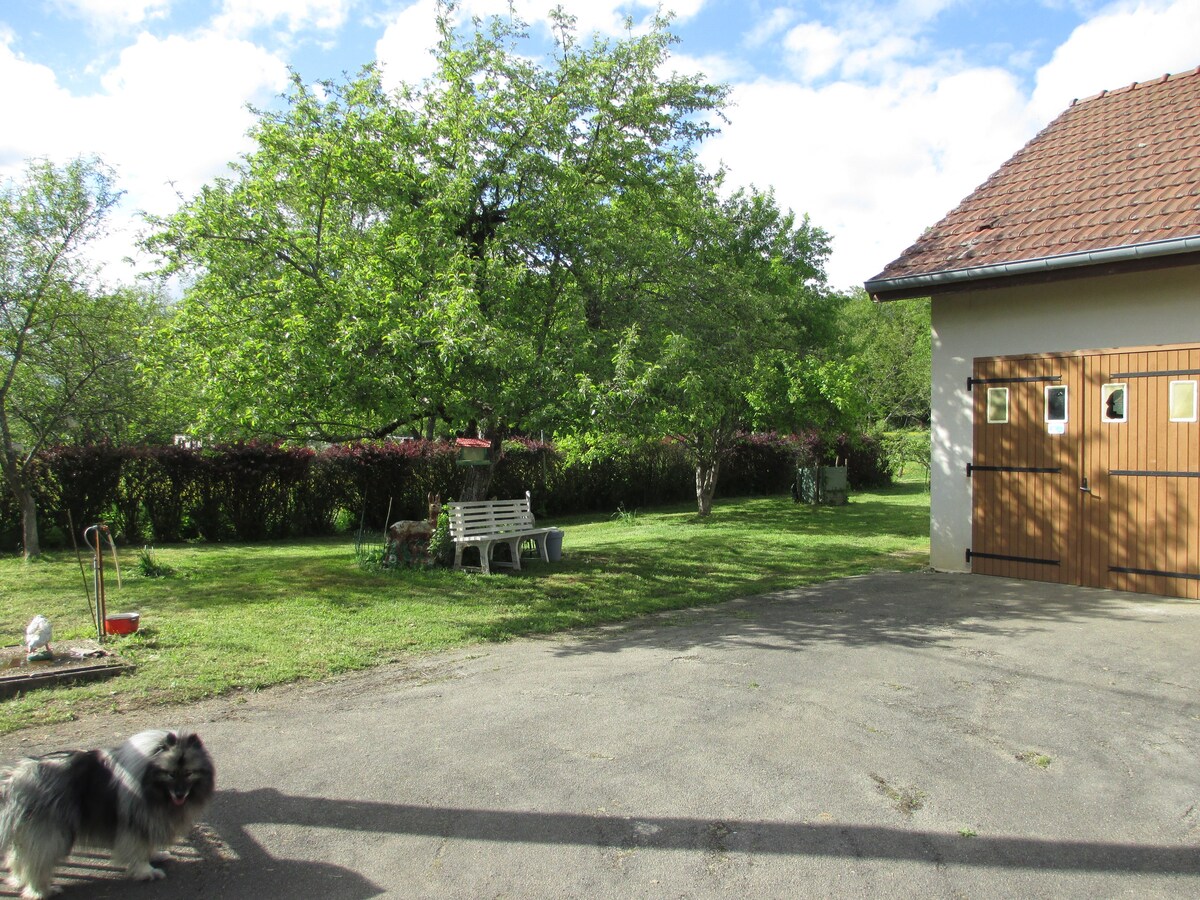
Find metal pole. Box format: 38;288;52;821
86;524;107;643
97;528;106;638
68;512;97;637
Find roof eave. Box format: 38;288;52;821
865;234;1200;302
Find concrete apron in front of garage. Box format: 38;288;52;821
2;571;1197;899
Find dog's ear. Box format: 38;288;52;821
163;732;179;750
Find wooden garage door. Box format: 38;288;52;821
970;354;1082;585
971;346;1200;599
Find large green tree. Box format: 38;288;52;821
0;157;151;556
147;5;726;498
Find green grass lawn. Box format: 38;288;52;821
0;481;929;734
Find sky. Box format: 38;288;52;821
2;0;1199;291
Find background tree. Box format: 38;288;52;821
583;183;833;515
837;288;931;430
0;157;149;556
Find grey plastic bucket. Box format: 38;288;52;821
546;528;564;562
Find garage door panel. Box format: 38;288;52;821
1091;348;1200;599
976;346;1200;600
970;355;1078;584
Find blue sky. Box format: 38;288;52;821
2;0;1198;288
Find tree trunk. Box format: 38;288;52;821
1;439;41;558
15;480;40;559
460;460;496;501
695;457;720;517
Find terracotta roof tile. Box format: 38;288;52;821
868;66;1200;288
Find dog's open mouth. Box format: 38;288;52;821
170;790;190;806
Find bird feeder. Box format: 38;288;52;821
456;438;491;467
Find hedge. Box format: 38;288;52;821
3;432;891;550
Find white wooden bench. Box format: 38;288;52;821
447;498;553;574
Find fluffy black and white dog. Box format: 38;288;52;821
0;729;215;899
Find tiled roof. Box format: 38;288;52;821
866;66;1200;295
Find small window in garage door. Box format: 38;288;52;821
1169;380;1197;422
1045;384;1068;423
987;387;1009;423
1101;383;1126;423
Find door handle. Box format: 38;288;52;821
1080;477;1091;493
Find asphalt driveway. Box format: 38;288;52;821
2;571;1198;898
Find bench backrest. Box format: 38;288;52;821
447;499;537;539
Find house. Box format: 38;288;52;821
864;66;1200;599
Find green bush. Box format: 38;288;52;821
428;507;454;567
835;433;893;490
0;430;895;550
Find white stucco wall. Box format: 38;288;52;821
928;263;1200;573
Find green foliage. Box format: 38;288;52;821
320;440;457;531
210;443;314;541
37;444;125;539
122;443;206;543
352;529;391;573
837;290;931;429
546;432;693;513
880;430;931;486
0;157;156;555
145;7;728;450
136;6;868;520
836;433;892;490
428;506;454;568
490;438;558;508
579;185;834;515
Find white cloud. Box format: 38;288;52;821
429;0;670;36
376;0;442;93
501;0;707;32
654;0;706;20
744;8;797;48
97;32;290;202
841;34;920;79
0;37;80;173
782;22;844;81
1031;0;1200;119
214;0;352;37
0;28;289;282
717;0;1200;287
51;0;171;30
776;1;958;86
702;65;1035;288
98;32;289;277
666;49;747;85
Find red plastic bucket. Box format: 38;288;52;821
104;612;140;635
